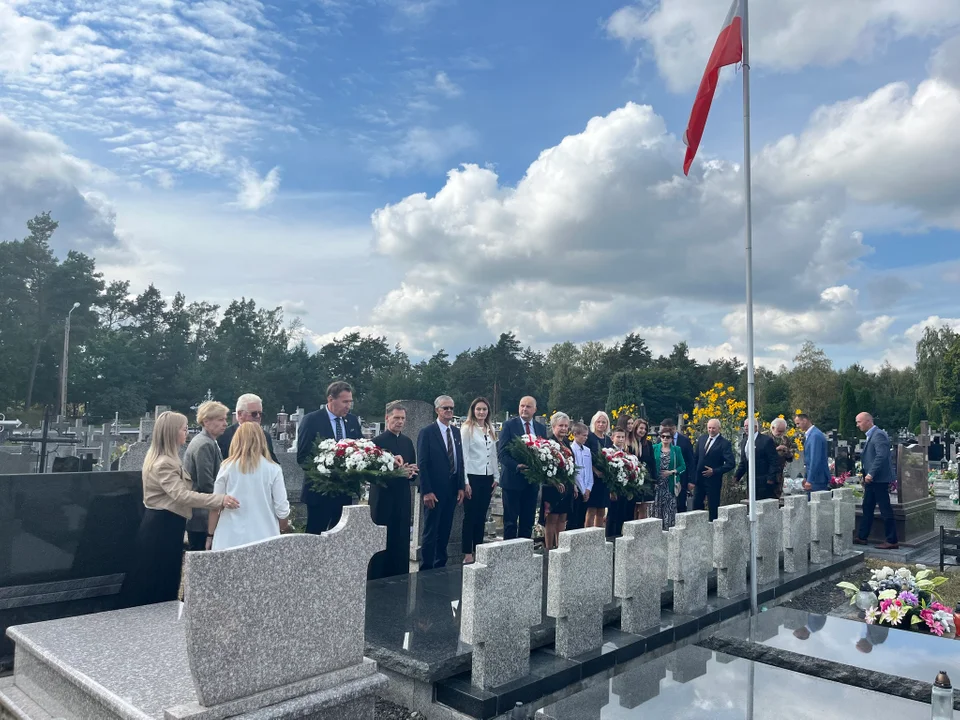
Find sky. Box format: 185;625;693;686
3;0;960;371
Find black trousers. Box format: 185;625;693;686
693;477;722;521
368;478;412;580
421;478;457;571
858;482;898;544
567;494;589;530
119;508;186;608
502;483;540;540
462;474;494;555
676;480;689;513
305;494;350;535
606;497;636;538
186;531;207;552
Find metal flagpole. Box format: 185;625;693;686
741;0;759;617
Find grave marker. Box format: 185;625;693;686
713;504;749;598
615;519;667;632
809;491;834;564
755;499;781;585
667;511;712;615
832;487;856;555
782;494;811;574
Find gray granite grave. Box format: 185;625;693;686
460;538;543;689
546;528;612;658
755;499;781;585
399;399;440;565
666;511;711;615
117;440;149;471
809;490;834;564
615;519;667;632
0;505;388;720
832;487;856;555
781;494;811;574
712;504;749;599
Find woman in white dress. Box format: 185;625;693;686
207;421;290;551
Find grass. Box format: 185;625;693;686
864;558;960;608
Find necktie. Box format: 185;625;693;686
705;437;714;454
335;416;343;441
446;426;456;474
525;421;532;437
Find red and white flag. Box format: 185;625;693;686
682;0;743;175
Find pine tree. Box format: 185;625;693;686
839;381;857;439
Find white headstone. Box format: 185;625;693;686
667;511;712;615
713;504;749;598
782;494;811;574
755;499;782;585
832;487;856;555
615;519;667;632
809;490;834;564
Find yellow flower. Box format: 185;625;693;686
795;409;802;415
727;386;735;392
683;413;689;420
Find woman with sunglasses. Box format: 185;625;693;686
653;427;686;530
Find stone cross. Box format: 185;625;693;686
546;528;613;658
832;487;856;555
712;504;749;598
667;511;712;615
182;505;386;708
809;490;834;564
460;538;543;689
781;494;810;574
755;499;781;585
615;519;667;632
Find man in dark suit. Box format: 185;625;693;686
734;418;780;500
218;393;279;462
417;395;466;570
369;402;418;580
854;412;898;549
297;380;362;534
691;418;736;521
497;396;547;540
661;418;695;512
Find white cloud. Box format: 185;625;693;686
607;0;960;92
857;315;895;345
234;163;281;211
903;315;960;343
433;71;462;98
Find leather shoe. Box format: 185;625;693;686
852;538;867;545
875;542;900;550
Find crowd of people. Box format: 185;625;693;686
119;380;900;606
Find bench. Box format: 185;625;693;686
940;526;960;572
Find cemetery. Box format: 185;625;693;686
0;405;959;719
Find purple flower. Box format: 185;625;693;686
898;591;919;606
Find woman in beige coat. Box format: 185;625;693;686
120;411;239;607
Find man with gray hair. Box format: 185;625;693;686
416;395;465;570
217;393;279;463
769;417;795;499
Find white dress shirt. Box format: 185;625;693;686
437;418;457;468
461;424;499;485
212;457;290;551
571;442;594;494
327;405;345;439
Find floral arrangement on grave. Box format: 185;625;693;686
830;471;850;490
838;565;955;637
306;438;406;497
507;434;577;489
597;447;648;500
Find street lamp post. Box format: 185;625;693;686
60;302;80;419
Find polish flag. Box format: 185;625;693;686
682;0;743;175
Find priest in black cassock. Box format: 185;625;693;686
368;402;418;580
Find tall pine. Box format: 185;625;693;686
839;381;857;439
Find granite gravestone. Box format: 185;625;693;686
117;441;149;471
179;505;387;716
615;519;667;632
755;499;781;585
460;538;543;689
895;443;928;504
712;504;749;599
832;487;856;555
547;528;613;658
401;399;442;565
782;494;811;574
667;511;712;615
809;491;834;564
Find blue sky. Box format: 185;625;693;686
2;0;960;370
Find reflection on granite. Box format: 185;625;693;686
536;646;932;719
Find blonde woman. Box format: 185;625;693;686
184;400;230;551
460;397;499;563
120;412;239;607
207;421;290;551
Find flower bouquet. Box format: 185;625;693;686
305;438;406;497
597;447;647;500
507;434;577;488
830;471;850;490
838;565;955;637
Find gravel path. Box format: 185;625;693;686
779;566;873;615
375;698;426;720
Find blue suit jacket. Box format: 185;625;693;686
803;426;832;492
416;423;465;497
297;408;362;504
862;426;894;484
497;416;547;491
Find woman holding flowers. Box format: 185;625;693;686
585;411;613;528
628;418;657;518
540;412;575;550
653;427;686;530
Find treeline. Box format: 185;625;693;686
2;213;957;437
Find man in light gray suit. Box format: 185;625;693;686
853;412;898;549
184;400;229;551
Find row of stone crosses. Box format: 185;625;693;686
461;489;856;689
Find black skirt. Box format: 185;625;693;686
540;482;573;522
119;508;187;608
586;432;611;508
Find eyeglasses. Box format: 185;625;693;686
660;434;672;439
248;411;263;418
439;406;454;411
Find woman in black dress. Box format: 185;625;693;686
585;411;612;529
629;418;657;518
540;412;574;550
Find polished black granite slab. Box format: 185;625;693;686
535;645;932;719
704;605;960;708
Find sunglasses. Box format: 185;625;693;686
439;406;454;411
248;410;263;418
659;434;672;439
